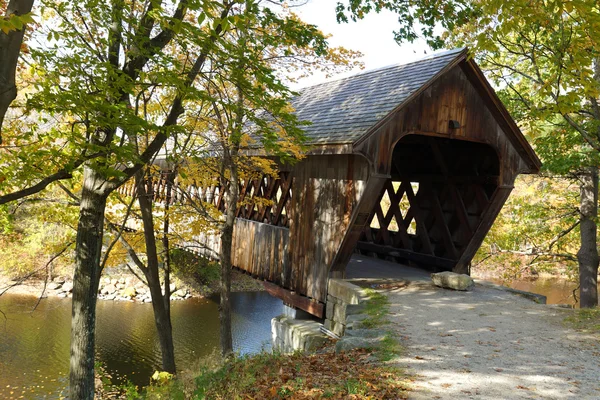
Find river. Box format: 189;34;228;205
0;275;590;399
0;292;283;399
486;276;586;306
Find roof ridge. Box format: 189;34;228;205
296;47;466;93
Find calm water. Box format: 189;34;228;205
487;277;590;307
0;292;283;399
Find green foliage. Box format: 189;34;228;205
335;0;476;49
0;10;35;34
359;289;391;328
449;0;600;172
475;175;580;280
0;189;76;279
170;249;220;286
0;203;14;234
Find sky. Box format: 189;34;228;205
291;0;432;88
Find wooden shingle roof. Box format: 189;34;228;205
292;48;466;145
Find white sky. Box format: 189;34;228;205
292;0;431;88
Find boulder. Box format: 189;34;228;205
345;313;368;330
431;271;474;291
121;287;137;298
53;277;66;285
47;282;63;290
104;284;117;295
344;329;388;339
61;282;73;293
173;288;187;298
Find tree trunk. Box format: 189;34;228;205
0;0;35;141
136;172;176;373
219;157;239;357
577;166;599;308
69;166;107;400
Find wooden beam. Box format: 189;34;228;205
329;173;389;277
355;241;456;270
454;185;514;274
263;281;324;318
392;174;499;185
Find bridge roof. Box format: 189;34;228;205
292;48;466;145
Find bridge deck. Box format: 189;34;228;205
345;254;430;282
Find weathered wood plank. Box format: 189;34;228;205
355;241;455;270
263;281;324;318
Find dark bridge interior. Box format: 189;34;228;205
356;135;500;272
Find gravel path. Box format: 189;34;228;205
385;281;600;399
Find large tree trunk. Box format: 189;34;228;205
577;166;599;308
0;0;35;141
136;172;176;373
219;156;239;357
70;166;108;400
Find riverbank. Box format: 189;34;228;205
0;268;264;303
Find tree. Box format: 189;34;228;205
0;0;35;142
0;0;482;397
23;1;238;397
450;0;600;307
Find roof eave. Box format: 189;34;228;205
352;48;469;149
461;58;541;173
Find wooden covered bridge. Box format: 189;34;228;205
138;49;541;317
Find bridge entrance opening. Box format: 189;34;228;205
354;135;500;274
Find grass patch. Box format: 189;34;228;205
355;289;405;362
358;289;390;329
564;307;600;334
137;349;410;399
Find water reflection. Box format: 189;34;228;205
487;277;587;307
0;291;282;399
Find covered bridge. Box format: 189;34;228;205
177;48;540;316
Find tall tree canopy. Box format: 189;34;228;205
451;0;600;307
0;0;483;397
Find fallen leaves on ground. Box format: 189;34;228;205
198;349;410;399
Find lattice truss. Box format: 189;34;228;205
359;136;498;267
118;171;294;228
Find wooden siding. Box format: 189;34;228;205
191;154;369;304
345;62;532;274
117;56;540;315
354;64;533;185
191;218;291;287
287;154;370;302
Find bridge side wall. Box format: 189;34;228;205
287;154;370;303
190;219;290;288
192;154;369;305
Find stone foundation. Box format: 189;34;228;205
271;279;381;354
271;315;329;353
324;279;369;336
